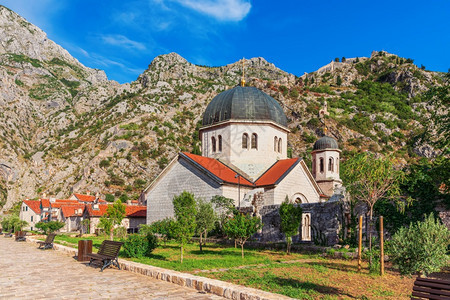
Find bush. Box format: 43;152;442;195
114;226;127;239
123;233;158;258
105;194;115;202
388;214;450;276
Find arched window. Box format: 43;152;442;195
274;137;278;151
251;133;258;149
211;137;216;152
302;213;311;241
278;138;282;153
218;135;222;152
242;133;248;149
319;158;324;173
328;157;334;172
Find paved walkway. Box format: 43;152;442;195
0;237;222;299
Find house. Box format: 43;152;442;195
19;200;42;231
60;204;85;232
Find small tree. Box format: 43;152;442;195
98;200;126;240
196;199;216;252
279;197;303;254
211;195;235;235
223;212;262;258
336;75;342;86
334;57;340;62
342;152;407;265
172;191;197;263
388;214;450;276
143;218;175;244
35;221;64;234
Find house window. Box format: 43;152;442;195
274;137;278;151
218;135;222;152
320;158;324;173
278;138;282;153
251;133;258;149
31;216;33;222
328;157;334;172
211;137;216;152
242;133;248;149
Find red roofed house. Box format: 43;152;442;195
141;86;344;244
60;204;85;232
19;200;42;231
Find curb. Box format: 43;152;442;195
27;237;291;300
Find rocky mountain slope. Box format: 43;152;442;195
0;5;446;212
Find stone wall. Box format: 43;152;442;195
257;201;343;246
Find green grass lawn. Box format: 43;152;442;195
50;235;416;299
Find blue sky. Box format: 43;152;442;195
2;0;449;83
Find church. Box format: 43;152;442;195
143;81;343;244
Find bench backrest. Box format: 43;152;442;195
45;233;56;243
97;240;123;258
412;277;450;300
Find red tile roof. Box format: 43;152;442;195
51;200;81;208
126;206;146;217
182;152;253;186
23;200;41;214
41;199;50;208
61;204;85;217
85;204;109;217
255;158;300;186
73;193;97;202
182;152;301;188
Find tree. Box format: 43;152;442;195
211;195;235;235
142;218;175;244
341;57;346;62
279;197;302;254
336;75;342;86
195;199;216;252
98;200;126;240
388;214;450;276
1;215;27;232
334;57;340;62
172;191;197;263
341;152;407;264
223;212;262;258
35;221;64;234
105;194;115;202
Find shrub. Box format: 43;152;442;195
35;221;64;234
388;214;450;276
114;226;127;239
123;233;158;258
105;194;115;202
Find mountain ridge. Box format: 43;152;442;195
0;5;446;213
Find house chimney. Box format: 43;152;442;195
42;192;47;199
50;197;56;203
127;200;131;206
87;190;90;195
93;204;99;210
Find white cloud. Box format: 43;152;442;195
173;0;251;21
100;34;147;51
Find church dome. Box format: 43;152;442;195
202;86;288;127
313;136;339;150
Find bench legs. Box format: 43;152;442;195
89;258;120;272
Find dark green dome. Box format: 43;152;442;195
202;86;288;127
313;136;339;150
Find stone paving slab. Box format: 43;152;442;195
0;237;222;299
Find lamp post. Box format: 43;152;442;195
235;173;240;208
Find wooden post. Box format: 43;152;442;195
380;216;384;276
358;215;363;272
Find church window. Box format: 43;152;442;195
242;133;248;149
218;135;222;152
211;137;216;152
302;213;311;241
251;133;258;149
328;157;334;172
274;137;278;151
320;158;324;172
278;138;282;153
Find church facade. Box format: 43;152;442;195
143;85;342;243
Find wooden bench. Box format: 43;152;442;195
412;276;450;300
4;230;13;238
37;233;56;249
86;240;123;272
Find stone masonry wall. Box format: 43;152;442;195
258;201;343;246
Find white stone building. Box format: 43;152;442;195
19;200;42;231
143;85;343;240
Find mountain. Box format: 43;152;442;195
0;5;447;212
